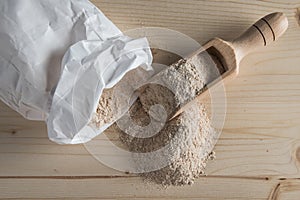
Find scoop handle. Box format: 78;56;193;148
232;12;288;63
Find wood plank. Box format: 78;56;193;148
1;99;300;177
92;0;300;44
0;176;284;199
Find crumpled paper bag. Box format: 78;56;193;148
0;0;153;144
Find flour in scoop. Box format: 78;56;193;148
139;59;207;120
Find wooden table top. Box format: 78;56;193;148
1;0;300;199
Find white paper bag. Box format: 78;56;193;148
0;0;153;144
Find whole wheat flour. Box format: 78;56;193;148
139;59;207;120
90;68;153;128
117;98;217;186
115;58;219;186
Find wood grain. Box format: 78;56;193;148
1;0;300;199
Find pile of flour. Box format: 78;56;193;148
118;98;217;186
94;58;219;186
117;59;218;186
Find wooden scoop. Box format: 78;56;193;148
170;12;288;120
